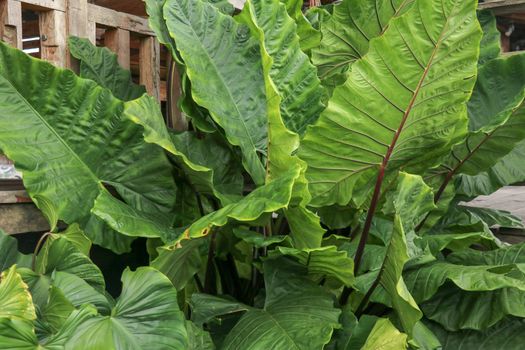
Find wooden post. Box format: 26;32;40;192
39;9;67;67
66;0;89;70
87;20;96;45
140;36;160;101
0;0;22;49
105;28;130;69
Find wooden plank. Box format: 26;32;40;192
39;9;67;67
66;0;89;37
140;36;160;100
0;204;51;234
19;0;66;11
66;0;89;70
479;0;525;14
87;20;96;44
105;28;130;69
0;0;22;49
88;3;154;36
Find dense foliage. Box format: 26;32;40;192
1;0;525;348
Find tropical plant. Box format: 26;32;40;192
0;0;525;348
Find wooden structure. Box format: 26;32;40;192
0;0;160;99
480;0;525;14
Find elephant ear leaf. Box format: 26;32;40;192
221;258;341;350
0;230;31;271
300;0;481;207
237;0;325;135
456;139;525;197
0;266;35;321
0;42;176;249
65;267;188;349
478;10;501;66
430;54;525;202
182;168;301;241
312;0;415;89
163;0;267;185
68;36;146;101
361;318;408;350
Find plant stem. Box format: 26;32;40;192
32;232;52;271
353;165;386;275
194;275;204;293
416;131;495;232
204;231;217;294
216;253;242;300
355;269;383;316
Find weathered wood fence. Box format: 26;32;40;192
0;0;160;99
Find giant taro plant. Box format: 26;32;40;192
1;0;525;348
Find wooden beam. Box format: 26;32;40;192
88;3;154;36
0;204;51;234
0;0;22;49
39;9;67;67
105;28;130;69
87;20;96;44
20;0;65;11
66;0;89;70
479;0;525;14
140;36;160;100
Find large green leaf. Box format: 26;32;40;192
418;231;500;256
0;266;35;321
0;41;176;250
37;285;75;335
456;139;525;197
151;238;205;291
0;230;31;271
238;0;325;135
80;215;136;254
382;172;436;233
477;10;501;66
300;0;480;207
124;95;244;205
0;306;97;350
333;314;378;350
145;0;178;59
467;54;525;133
269;246;355;286
427;318;525;350
35;236;105;293
221;258;340;349
92;190;179;243
421;284;525;331
50;271;111;314
312;0;414;88
460;206;524;229
404;261;525;303
361;318;408;350
163;0;267;185
429;54;525;202
359;216;422;335
182;168;300;241
185;321;215;350
281;0;321;54
239;0;325;249
68;36;146;101
190;293;249;327
65;267;187;349
51;224;91;256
